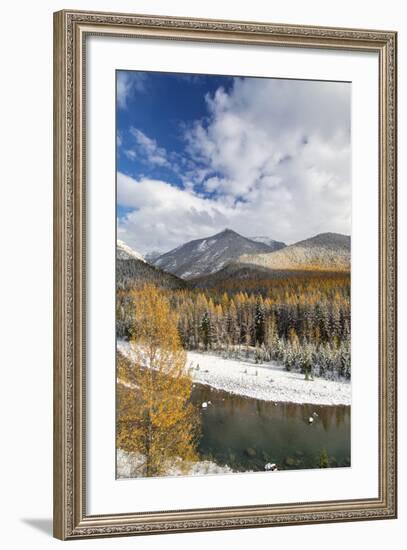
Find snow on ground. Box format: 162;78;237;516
117;340;350;406
117;448;233;479
186;351;351;406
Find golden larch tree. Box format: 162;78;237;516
117;284;199;477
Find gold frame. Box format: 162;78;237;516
53;9;397;540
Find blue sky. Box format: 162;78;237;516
117;70;351;255
117;72;234;220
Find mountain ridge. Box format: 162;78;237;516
116;258;187;291
152;229;279;279
239;232;350;272
249;236;286;250
117;240;145;262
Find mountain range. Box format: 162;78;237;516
117;229;350;286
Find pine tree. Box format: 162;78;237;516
228;299;240;346
319;448;330;468
254;296;265;344
303;342;314;380
200;311;212;350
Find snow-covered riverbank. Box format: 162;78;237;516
117;449;233;479
117;340;351;406
186;351;351;406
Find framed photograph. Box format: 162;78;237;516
53;10;397;540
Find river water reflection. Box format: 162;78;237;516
191;384;351;472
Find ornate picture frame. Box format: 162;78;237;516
53;9;397;540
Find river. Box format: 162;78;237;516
191;384;350;472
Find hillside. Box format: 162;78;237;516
153;229;277;279
191;263;276;288
239;232;350;271
116;240;145;262
116;258;187;290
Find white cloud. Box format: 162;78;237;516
118;77;351;253
117;72;146;110
117;173;231;254
126;128;172;168
184;77;351;242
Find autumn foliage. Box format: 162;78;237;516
116;284;199;477
118;270;351;378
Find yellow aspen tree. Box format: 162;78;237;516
117;284;199;478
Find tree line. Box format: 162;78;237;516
117;272;351;380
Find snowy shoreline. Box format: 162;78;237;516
117;449;233;479
117;340;351;406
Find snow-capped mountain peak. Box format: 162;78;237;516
153;229;277;279
116;240;145;262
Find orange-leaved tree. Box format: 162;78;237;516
117;283;199;477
